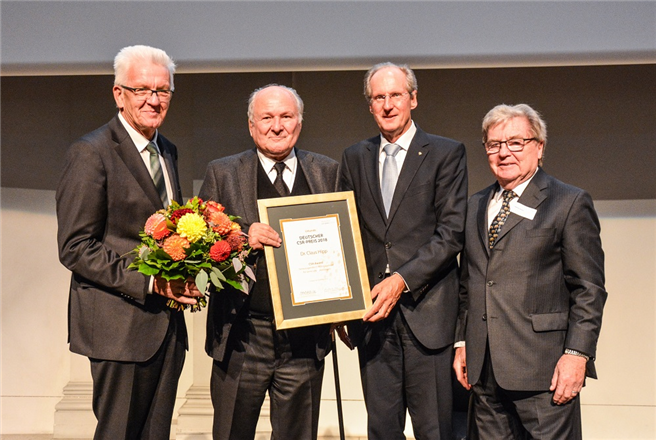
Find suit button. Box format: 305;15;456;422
482;314;487;321
487;281;494;287
378;272;384;279
385;242;392;249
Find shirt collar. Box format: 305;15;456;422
256;147;297;174
118;112;158;152
495;167;539;200
379;121;417;154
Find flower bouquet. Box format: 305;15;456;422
128;197;252;311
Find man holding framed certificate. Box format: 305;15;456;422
199;84;339;440
340;62;468;439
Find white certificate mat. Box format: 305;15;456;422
280;214;352;305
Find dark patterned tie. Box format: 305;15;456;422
382;143;401;216
273;162;290;197
146;142;168;206
488;190;517;249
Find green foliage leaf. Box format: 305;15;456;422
209;271;224;289
195;269;209;294
224;278;245;291
138;263;160;276
211;266;227;281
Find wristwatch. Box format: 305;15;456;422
564;348;590;361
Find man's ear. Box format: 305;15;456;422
113;85;124;111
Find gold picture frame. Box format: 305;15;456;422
257;191;371;330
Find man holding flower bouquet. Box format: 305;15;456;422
56;45;202;439
199;84;339;440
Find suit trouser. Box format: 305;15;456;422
358;309;453;440
468;346;582;440
89;311;186;440
210;315;324;440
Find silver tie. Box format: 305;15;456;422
381;143;401;217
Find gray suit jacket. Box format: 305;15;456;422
456;168;607;391
340;126;468;350
57;115;184;362
198;147;339;362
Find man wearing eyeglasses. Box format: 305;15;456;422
57;45;201;439
453;104;607;439
339;62;468;439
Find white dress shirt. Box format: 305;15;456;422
118;113;173;204
257;148;298;192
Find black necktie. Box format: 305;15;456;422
273;162;290;197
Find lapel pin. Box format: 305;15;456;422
418;152;422;155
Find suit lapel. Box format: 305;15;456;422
387;128;429;224
297;149;321;194
495;168;548;245
363;137;387;220
479;184;497;256
110;116;163;210
159;138;182;204
237;149;260;224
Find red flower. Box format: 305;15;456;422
162;234;190;261
170;208;194;225
204;201;225;214
144;213;171;240
207;211;232;235
209;240;231;262
225;231;246;252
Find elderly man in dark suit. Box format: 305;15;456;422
453;104;607;439
339;62;468;439
57;45;201;439
199;84;339;440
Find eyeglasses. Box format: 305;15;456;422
120;85;174;102
371;92;411;104
484;138;536;154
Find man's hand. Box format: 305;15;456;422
247;222;281;250
453;346;472;390
153;276;202;305
550;354;587;405
363;273;405;322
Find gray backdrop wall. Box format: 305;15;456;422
2;65;655;200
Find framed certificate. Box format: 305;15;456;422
257;191;371;330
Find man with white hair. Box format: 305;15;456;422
57;45;201;439
454;103;607;439
199;84;339;440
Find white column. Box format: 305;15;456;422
53;354;96;438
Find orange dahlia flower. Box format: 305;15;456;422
204;200;225;214
207;211;232;235
163;234;190;261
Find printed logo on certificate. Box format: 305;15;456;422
280;214;353;305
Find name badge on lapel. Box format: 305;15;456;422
510;201;537;220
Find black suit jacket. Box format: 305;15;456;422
57;115;184;362
456;168;607;391
340;126;468;350
198;148;339;362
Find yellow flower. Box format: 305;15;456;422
176;212;207;243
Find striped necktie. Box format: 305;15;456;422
146;142;169;206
